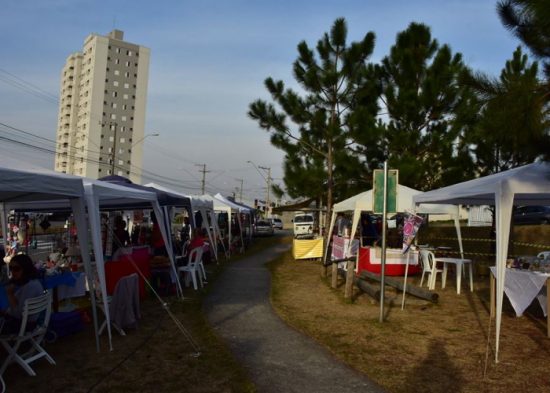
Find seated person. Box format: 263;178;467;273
1;254;44;334
188;228;205;254
361;214;379;246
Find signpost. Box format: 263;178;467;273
373;166;398;322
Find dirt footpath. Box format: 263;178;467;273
203;243;383;393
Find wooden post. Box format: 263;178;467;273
547;278;550;338
344;260;355;299
490;273;495;319
331;261;338;288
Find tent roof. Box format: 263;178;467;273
333;184;456;215
214;193;252;213
413;161;550;206
144;183;213;210
0;157;85;202
84;179;158;205
98;176;190;208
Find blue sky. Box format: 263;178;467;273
0;0;520;203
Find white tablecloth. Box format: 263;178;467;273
490;267;550;317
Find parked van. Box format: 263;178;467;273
293;213;315;238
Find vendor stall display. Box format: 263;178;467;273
414;161;550;362
325;185;462;277
357;246;420;276
293;237;324;260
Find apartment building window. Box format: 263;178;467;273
120;138;125;143
123;94;129;99
122;104;127;110
109;136;114;142
111;103;117;109
124;83;129;89
127;50;132;56
116;48;120;54
113;81;119;87
107;56;111;61
125;61;130;67
125;72;130;78
112;91;117;97
115;59;120;64
111;114;116;120
121;116;126;121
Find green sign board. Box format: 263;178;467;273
373;169;398;214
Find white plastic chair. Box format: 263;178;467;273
0;291;55;378
419;250;443;290
98;273;140;336
178;247;204;290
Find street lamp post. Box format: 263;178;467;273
130;132;160;149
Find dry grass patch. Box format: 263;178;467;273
269;246;550;393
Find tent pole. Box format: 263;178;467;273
379;161;388;323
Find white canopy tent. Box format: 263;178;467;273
413;161;550;362
6;176;182;350
324;185;464;262
0;158;100;351
144;183;221;261
214;193;254;253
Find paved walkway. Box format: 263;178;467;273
203;241;383;393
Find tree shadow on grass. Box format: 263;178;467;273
405;339;465;393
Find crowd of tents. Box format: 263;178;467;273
0;156;257;352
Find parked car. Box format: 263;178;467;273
272;218;283;230
513;206;550;225
255;219;274;236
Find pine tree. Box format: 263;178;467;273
248;18;379;225
377;23;475;190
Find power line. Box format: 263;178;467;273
0;128;206;193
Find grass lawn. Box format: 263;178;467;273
268;236;550;393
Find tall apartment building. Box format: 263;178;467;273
54;29;150;183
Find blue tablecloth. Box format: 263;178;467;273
0;272;83;310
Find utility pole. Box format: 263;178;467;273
196;163;210;194
259;166;271;217
236;178;244;202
